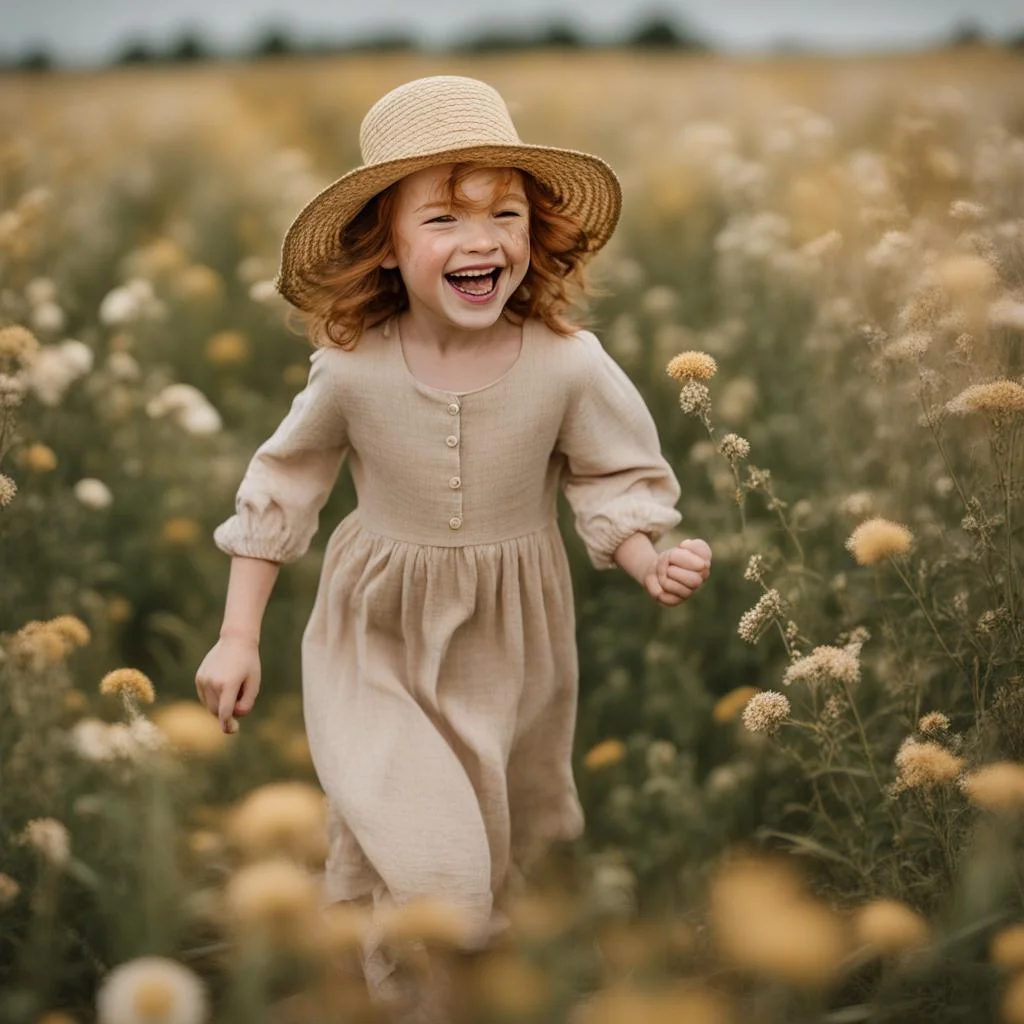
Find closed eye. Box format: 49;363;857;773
426;214;456;224
495;210;522;218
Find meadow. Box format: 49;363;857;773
1;45;1024;1023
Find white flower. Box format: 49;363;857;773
25;276;58;305
74;478;113;510
31;301;66;334
18;818;70;866
249;279;280;304
106;351;141;381
71;718;124;761
989;297;1024;331
61;339;94;375
146;383;222;436
178;402;222;436
99;287;140;327
25;340;92;406
96;956;208;1024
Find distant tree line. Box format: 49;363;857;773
3;14;1023;72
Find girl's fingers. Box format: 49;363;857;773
666;566;703;589
668;550;708;573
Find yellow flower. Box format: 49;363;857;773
991;924;1024;968
378;896;479;948
205;329;250;366
470;952;551;1016
99;668;156;705
312;900;373;956
846;517;913;565
22;443;58;473
852;899;930;954
1004;973;1024;1024
666;351;718;382
172;264;224;304
946;380;1024;416
575;982;732;1024
152;702;227;756
584;738;627;771
0;324;39;367
226;781;327;863
713;685;759;723
960;762;1024;811
160;517;201;546
223;858;319;948
96;956;207;1024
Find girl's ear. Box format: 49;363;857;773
380;250;398;270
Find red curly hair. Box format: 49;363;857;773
285;163;596;350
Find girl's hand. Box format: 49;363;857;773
643;538;712;607
194;636;262;733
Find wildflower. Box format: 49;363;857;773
737;589;784;643
584;738;627;771
226;781;327;863
96;956;207;1024
713;685;759;724
741;691;790;735
846;517;913;565
988;296;1024;331
645;739;677;773
0;474;16;508
0;324;40;367
379;896;480;948
1003;974;1024;1024
892;738;964;793
936;253;998;302
151;702;227;757
70;718;162;763
8;620;68;666
960;762;1024;812
949;199;986;221
666;351;717;382
640;285;678;317
718;432;751;463
74;478;113;510
678;380;711;416
853;899;930;955
18;818;70;866
575;984;731;1024
313;900;373;955
22;443;57;473
883;332;931;361
0;872;20;906
783;645;861;687
173;264;224;304
946;380;1024;415
205;329;250;366
223;858;319;946
470;951;551;1016
160;517;201;546
743;554;765;582
821;694;847;722
918;711;951;735
709;854;848;985
991;924;1024;968
839;491;874;518
99;668;156;706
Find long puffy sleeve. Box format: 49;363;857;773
213;347;349;564
557;332;682;570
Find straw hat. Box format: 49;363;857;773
274;75;622;311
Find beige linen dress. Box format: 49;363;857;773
213;316;681;940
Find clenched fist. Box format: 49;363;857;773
644;538;712;607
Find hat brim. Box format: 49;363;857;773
273;143;622;312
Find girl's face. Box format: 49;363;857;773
382;164;530;335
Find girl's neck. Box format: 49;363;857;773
397;309;518;356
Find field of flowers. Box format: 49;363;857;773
1;46;1024;1024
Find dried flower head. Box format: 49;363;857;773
679;380;712;416
223;858;319;947
48;615;91;650
949;199;987;222
918;711;951;735
18;817;70;866
666;351;718;382
151;702;227;757
379;896;481;948
0;474;16;508
584;738;627;771
853;899;930;955
718;433;751;463
96;956;208;1024
0;872;20;906
883;332;931;361
892;738;964;793
846;517;913;565
0;324;40;367
738;589;784;643
22;443;57;473
783;645;861;687
959;762;1024;812
99;668;156;706
946;380;1024;416
743;554;765;582
741;691;791;735
8;619;70;666
226;781;328;863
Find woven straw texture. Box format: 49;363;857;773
274;76;622;311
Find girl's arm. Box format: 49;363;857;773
219;555;281;644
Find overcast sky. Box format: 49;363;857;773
5;0;1023;65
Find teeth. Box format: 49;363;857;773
449;268;497;278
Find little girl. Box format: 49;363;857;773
195;75;711;1016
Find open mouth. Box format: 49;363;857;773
445;267;502;301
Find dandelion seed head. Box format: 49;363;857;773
946;380;1024;416
718;433;751;462
666;351;718;382
918;711;951;735
892;737;964;792
99;668;156;706
741;691;790;735
846;517;914;565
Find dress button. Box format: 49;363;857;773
449;476;461;489
449;515;463;530
445;435;459;448
447;402;460;415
